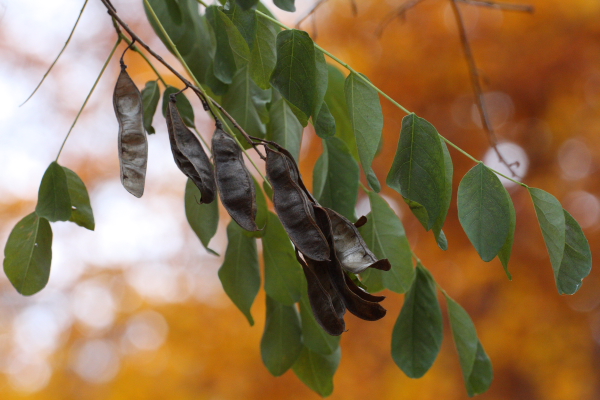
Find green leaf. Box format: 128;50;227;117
556;210;592;295
359;192;414;293
35;162;72;222
224;2;256;50
141;80;160;134
391;264;443;378
235;0;259;10
250;14;279;89
244;177;268;238
344;72;383;192
3;213;53;296
313;102;336;138
273;0;296;12
299;294;340;355
313;137;359;221
222;65;271;142
261;296;303;376
313;49;328;118
218;6;251;68
162;86;195;127
266;97;303;162
387;114;446;229
458;163;511;262
206;5;238;84
467;341;494;396
218;221;260;325
529;188;566;276
498;191;516;280
62;167;94;231
184;179;219;256
145;0;213;85
445;293;493;396
270;29;316;122
263;212;305;305
325;65;356;156
293;346;341;397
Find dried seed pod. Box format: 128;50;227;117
265;147;329;261
311;206;387;321
295;250;346;336
325;208;391;273
113;66;148;198
343;273;385;303
269;143;319;204
354;215;368;228
166;98;216;204
212;127;258;231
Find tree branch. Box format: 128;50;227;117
449;0;520;176
457;0;534;13
375;0;426;38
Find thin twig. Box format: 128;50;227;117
349;0;358;16
21;0;89;106
296;0;330;29
457;0;534;13
375;0;426;38
56;37;121;161
450;0;519;177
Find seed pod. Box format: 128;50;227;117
166;98;216;204
311;206;387;321
113;66;148;198
265;147;329;261
354;215;368;228
325;208;391;274
212;127;258;231
269;143;319;204
295;250;346;336
343;273;385;303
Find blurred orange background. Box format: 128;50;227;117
1;0;600;399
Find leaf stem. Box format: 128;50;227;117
56;37;121;161
21;0;89;106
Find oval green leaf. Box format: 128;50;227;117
387;114;446;229
162;86;195;127
266;97;303;162
35;162;72;222
325;65;356;155
270;29;316;121
3;213;53;296
458;163;511;262
292;346;341;397
273;0;296;12
529;187;566;275
261;296;303;376
344;72;383;192
498;192;516;280
313;101;336;138
557;210;592;295
359;192;415;293
313;137;359;221
263;212;305;305
445;293;493;396
141;80;160;134
184;179;219;256
218;221;260;325
62;166;95;231
250;15;279;89
391;264;443;378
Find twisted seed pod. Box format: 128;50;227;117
295;250;346;336
166;98;216;204
343;273;385;303
212;127;258;231
311;206;387;321
265;147;329;261
113;66;148;198
326;208;391;274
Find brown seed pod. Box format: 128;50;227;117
113;66;148;198
166;97;216;204
343;273;385;303
310;206;387;322
267;142;319;204
325;208;391;274
265;147;329;261
295;250;346;336
212;127;258;231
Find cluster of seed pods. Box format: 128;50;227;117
113;64;390;336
